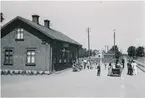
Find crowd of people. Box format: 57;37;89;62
72;58;138;76
72;59;93;72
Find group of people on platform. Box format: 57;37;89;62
72;58;138;76
72;59;97;72
127;60;138;75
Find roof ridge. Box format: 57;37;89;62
1;16;82;46
48;28;80;44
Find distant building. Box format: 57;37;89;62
95;50;106;58
104;49;115;62
1;15;82;73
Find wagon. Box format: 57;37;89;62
111;68;122;76
109;63;123;77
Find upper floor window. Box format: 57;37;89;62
4;49;13;65
15;28;24;41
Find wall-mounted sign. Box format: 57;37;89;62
63;43;69;47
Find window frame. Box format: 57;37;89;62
15;28;24;41
4;49;13;65
26;49;36;66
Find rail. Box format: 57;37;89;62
134;60;145;72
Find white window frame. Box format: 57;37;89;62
26;50;36;66
16;28;24;40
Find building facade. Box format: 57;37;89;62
1;15;82;73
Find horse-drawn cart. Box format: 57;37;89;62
111;68;122;76
109;63;123;77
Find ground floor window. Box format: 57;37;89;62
59;48;70;63
26;50;36;66
4;49;13;65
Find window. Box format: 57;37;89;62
15;28;24;41
4;49;13;65
26;50;36;66
60;48;70;63
59;59;62;63
63;43;69;48
64;59;66;63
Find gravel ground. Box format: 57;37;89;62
1;58;145;97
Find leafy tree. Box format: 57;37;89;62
79;48;100;58
110;45;119;52
127;46;136;57
115;51;122;59
136;46;145;57
79;48;99;58
110;45;122;59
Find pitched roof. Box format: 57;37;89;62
1;16;82;46
105;49;115;55
102;50;106;54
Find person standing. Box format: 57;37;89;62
108;62;112;76
130;62;133;75
122;58;125;69
130;60;134;75
127;62;130;75
87;60;90;69
72;60;76;71
132;60;137;75
97;64;101;76
104;62;107;70
83;59;87;69
81;59;84;69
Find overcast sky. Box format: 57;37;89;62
1;1;145;53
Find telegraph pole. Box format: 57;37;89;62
105;45;107;53
87;27;91;64
113;29;116;59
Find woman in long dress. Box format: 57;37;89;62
132;60;137;75
87;61;90;69
108;62;112;76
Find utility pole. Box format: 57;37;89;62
105;45;107;53
113;29;116;59
87;27;91;64
106;45;108;52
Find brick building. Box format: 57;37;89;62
1;15;82;73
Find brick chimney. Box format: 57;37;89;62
44;20;50;28
32;15;39;24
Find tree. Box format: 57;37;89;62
110;45;119;52
110;45;122;59
127;46;136;57
136;46;145;57
115;51;122;59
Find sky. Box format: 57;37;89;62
1;1;145;53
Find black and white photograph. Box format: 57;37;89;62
0;0;145;97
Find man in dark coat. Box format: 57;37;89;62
127;62;130;75
97;64;101;76
127;60;133;75
122;58;125;68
